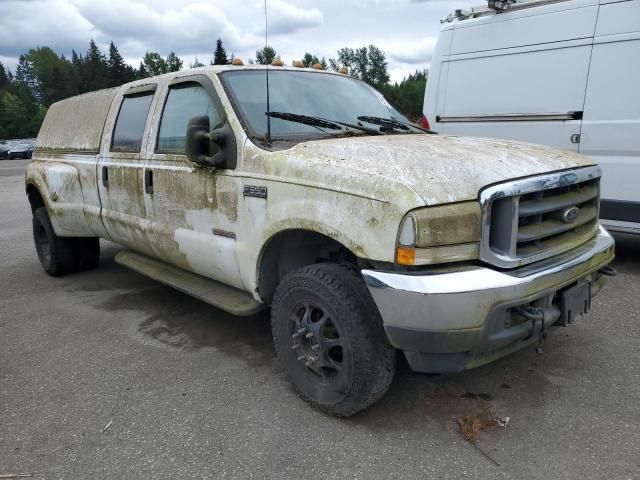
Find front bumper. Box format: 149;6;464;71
362;227;615;373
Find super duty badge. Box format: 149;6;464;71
243;185;268;199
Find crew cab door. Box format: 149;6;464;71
141;74;244;289
98;84;157;255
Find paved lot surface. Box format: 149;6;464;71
0;159;30;177
1;160;639;479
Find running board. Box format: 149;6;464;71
115;250;265;316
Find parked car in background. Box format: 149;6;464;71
424;0;640;234
9;143;33;159
0;145;9;159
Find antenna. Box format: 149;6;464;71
264;0;272;145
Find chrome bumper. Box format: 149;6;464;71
362;227;615;373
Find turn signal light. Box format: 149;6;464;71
396;246;416;266
421;114;430;130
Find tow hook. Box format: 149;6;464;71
599;266;617;277
515;305;547;354
537;327;548;355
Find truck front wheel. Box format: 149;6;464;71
271;263;396;417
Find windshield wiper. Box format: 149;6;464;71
267;112;342;131
357;116;431;134
267;112;381;136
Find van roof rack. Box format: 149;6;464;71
441;0;572;23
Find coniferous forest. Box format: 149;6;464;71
0;38;427;140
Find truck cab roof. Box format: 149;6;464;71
34;64;347;154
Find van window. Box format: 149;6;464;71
157;83;221;154
111;92;154;152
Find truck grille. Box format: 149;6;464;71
480;166;602;268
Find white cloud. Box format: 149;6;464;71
263;0;323;36
73;0;260;56
0;0;457;81
385;37;437;64
0;0;94;57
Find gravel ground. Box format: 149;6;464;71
1;160;639;479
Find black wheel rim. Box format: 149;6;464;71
35;221;51;267
290;301;347;388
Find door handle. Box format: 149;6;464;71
144;169;154;194
102;166;109;189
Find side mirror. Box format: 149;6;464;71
185;115;237;169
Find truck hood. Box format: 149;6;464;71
287;134;595;206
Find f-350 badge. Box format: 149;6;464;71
243;185;268;199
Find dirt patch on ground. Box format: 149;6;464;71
427;386;509;445
457;411;499;444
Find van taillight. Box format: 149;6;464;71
421;114;430;130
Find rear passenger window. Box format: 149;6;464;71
157;83;222;154
111;92;154;152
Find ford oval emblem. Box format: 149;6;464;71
562;206;580;223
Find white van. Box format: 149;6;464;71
423;0;640;233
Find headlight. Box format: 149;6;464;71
395;202;482;266
398;215;416;246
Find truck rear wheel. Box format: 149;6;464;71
271;263;395;417
75;237;100;271
32;207;77;276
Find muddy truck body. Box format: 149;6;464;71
26;65;615;416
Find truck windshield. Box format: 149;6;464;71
220;69;424;144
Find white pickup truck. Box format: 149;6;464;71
26;64;614;416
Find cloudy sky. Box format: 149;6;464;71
0;0;472;82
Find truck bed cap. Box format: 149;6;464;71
35;88;118;153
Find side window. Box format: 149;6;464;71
157;83;222;154
111;92;154;152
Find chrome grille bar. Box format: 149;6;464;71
518;183;598;217
479;166;602;268
517;205;597;243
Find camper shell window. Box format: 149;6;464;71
111;92;154;153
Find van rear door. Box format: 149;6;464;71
580;0;640;229
435;0;598;151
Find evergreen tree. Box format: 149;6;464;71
302;52;320;68
14;54;41;102
15;54;30;83
331;44;390;89
108;41;129;86
366;45;390;88
165;52;183;72
379;70;428;120
142;52;167;76
0;62;8;90
190;57;205;68
0;78;45;140
0;90;29;139
26;47;78;106
138;62;149;79
124;64;137;82
81;40;110;91
71;50;83;66
212;38;228;65
255;46;277;65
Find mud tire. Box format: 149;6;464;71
75;237;100;271
271;263;396;417
32;207;77;276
